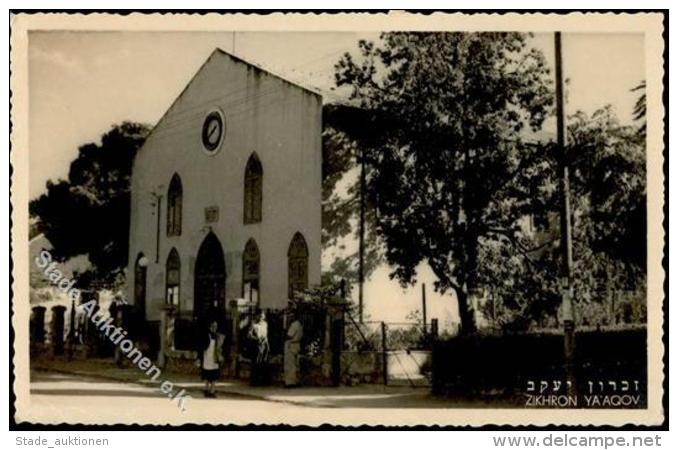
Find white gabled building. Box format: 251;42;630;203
127;48;322;328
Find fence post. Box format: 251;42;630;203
431;318;439;339
381;321;388;386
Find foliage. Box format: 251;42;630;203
432;328;647;398
321;123;383;293
290;284;343;308
631;80;646;136
343;320;382;352
332;33;646;333
568;106;646;271
478;105;646;331
29;122;150;288
386;309;428;350
334;32;554;334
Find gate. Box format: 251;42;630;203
342;316;432;386
383;322;432;387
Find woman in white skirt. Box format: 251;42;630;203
197;319;224;397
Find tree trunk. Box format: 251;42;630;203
456;288;477;336
458;220;480;336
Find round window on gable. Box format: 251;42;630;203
201;109;225;154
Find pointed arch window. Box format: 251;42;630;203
288;232;309;299
244;154;263;224
242;239;260;305
167;174;183;237
166;248;181;308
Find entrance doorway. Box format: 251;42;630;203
194;232;226;323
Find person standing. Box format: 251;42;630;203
284;310;303;387
197;319;224;398
249;310;270;386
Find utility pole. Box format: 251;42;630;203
358;148;366;323
555;31;576;392
381;321;388;386
421;283;428;336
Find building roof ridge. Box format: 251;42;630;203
212;48;323;98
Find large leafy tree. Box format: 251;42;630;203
334;32;553;334
568;105;646;272
479;104;646;330
30;122;150;288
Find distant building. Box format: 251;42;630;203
127;49;322;327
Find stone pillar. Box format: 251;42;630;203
114;304;134;367
324;300;345;386
119;303;134;330
85;298;101;357
31;306;46;344
66;300;77;361
51;305;66;356
321;306;333;380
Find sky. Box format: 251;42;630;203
28;31;645;325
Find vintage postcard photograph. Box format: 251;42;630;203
9;11;666;427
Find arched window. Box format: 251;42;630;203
167;174;182;236
288;232;308;299
244;153;263;224
166;248;181;308
242;238;260;305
